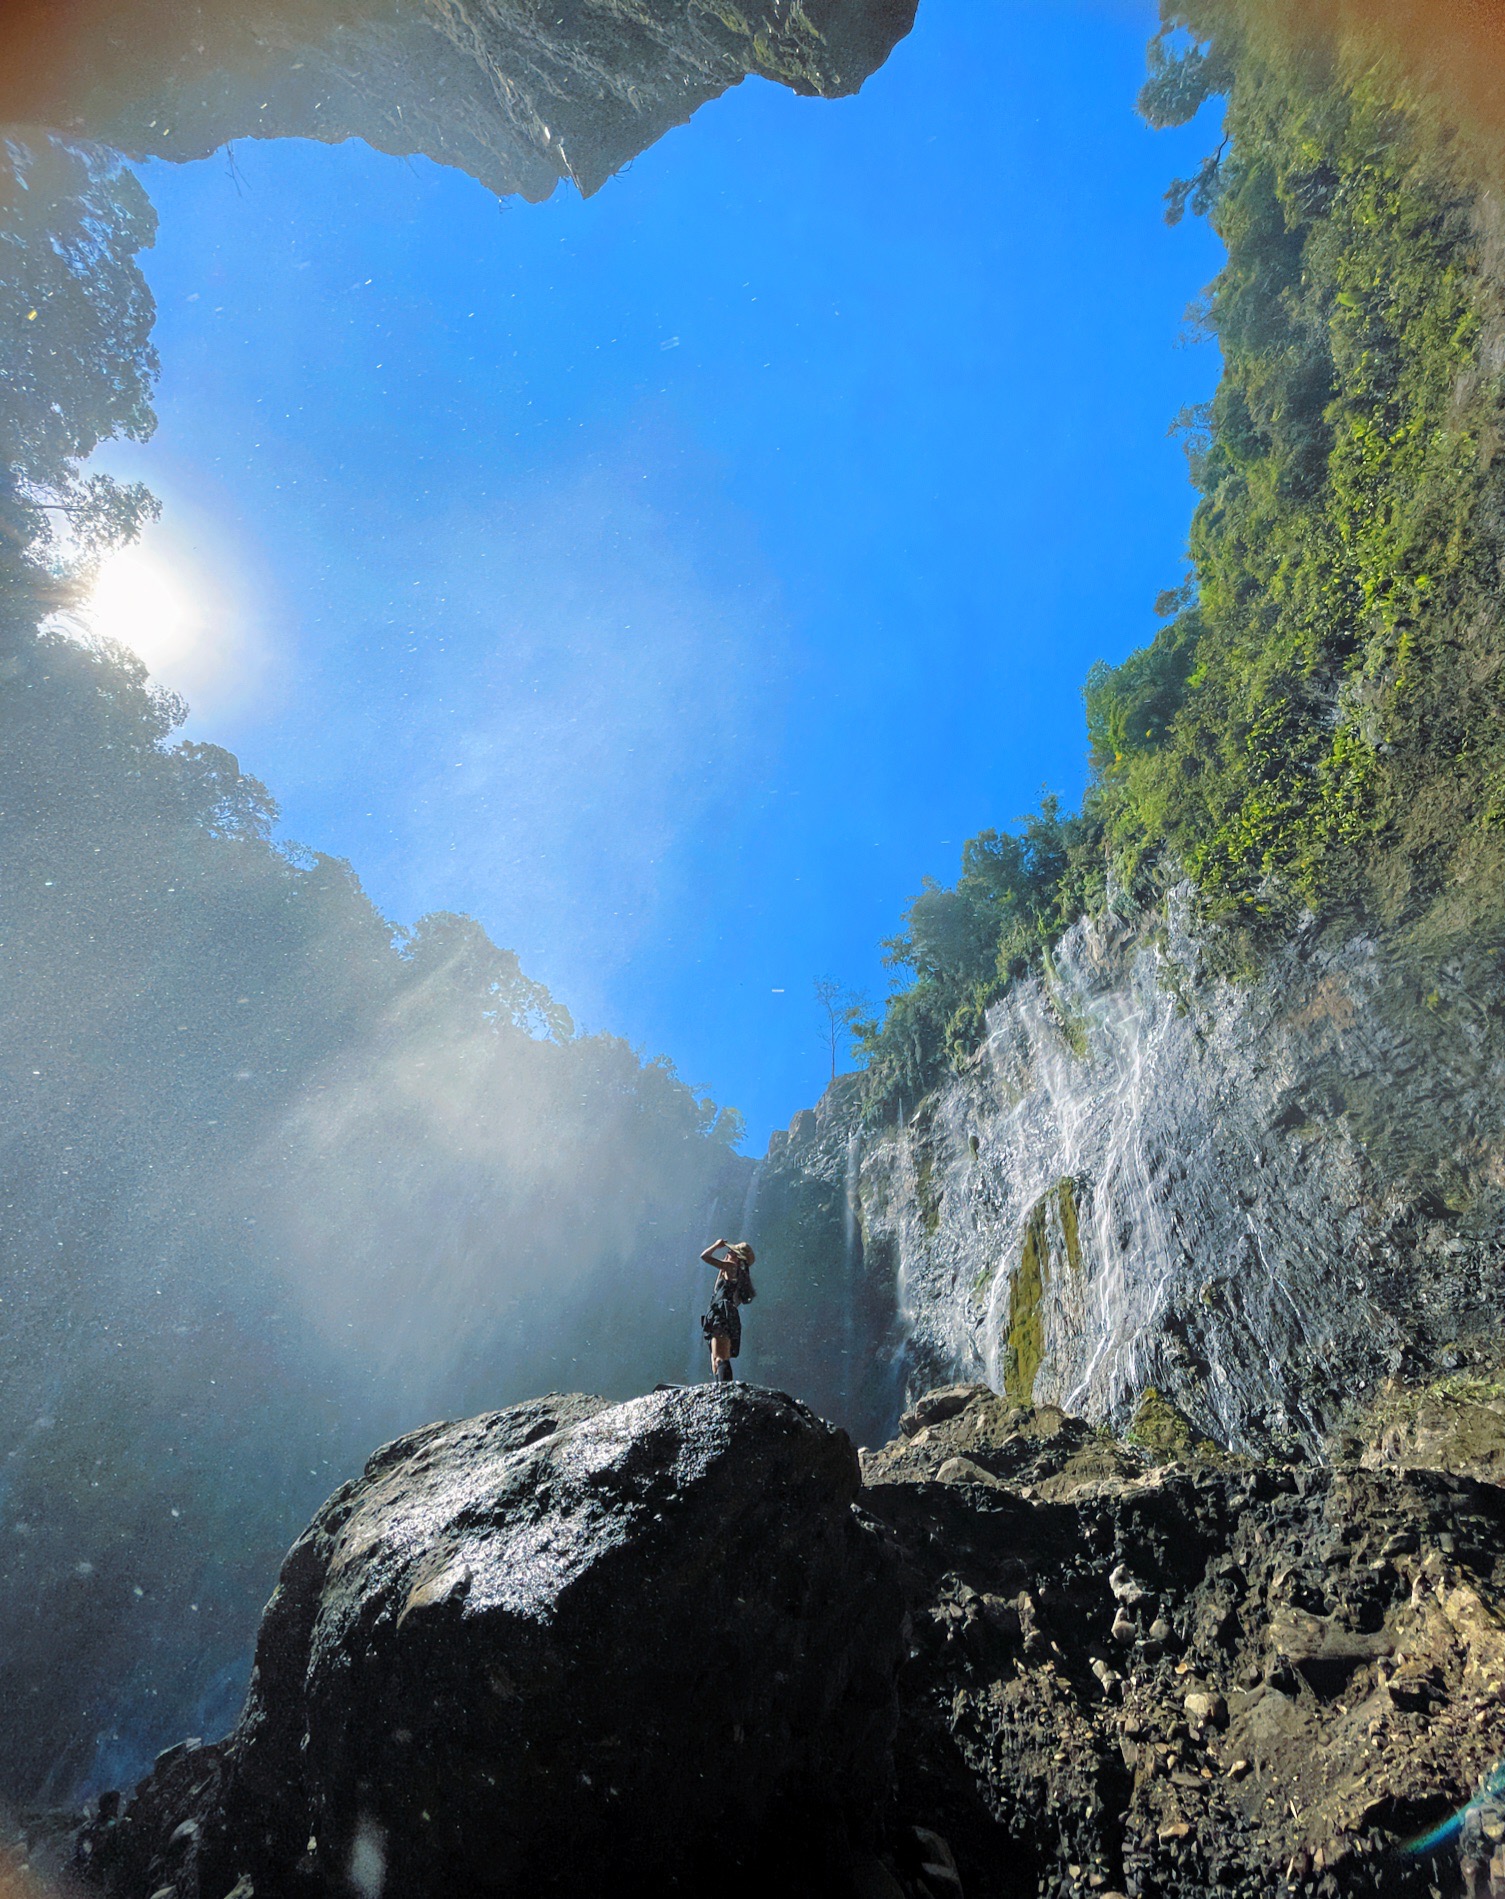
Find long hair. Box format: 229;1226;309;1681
728;1241;756;1302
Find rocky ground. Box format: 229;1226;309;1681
864;1382;1505;1899
9;1374;1505;1899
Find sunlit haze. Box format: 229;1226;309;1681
6;0;1503;1862
90;0;1224;1146
78;516;268;720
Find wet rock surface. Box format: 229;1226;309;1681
70;1378;1505;1899
863;1384;1505;1899
1;0;917;201
80;1386;904;1899
751;892;1505;1456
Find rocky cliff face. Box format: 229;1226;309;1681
752;893;1505;1456
0;0;917;199
56;1377;1505;1899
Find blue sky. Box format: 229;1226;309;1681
95;0;1225;1148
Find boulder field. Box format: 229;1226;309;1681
68;1379;1505;1899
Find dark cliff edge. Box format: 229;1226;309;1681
38;1377;1505;1899
0;0;918;201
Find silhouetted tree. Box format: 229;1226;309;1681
0;135;159;583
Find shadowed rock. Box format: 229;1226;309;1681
0;0;918;200
863;1384;1505;1899
70;1379;1505;1899
82;1386;903;1898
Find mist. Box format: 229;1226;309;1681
0;133;751;1802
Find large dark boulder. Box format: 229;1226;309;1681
84;1385;903;1899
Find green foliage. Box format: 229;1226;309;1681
1139;23;1231;129
0;136;160;583
861;8;1505;1111
1094;9;1505;945
855;798;1096;1111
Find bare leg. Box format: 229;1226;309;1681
710;1335;733;1381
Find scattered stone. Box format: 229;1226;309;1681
1109;1562;1150;1605
861;1383;1505;1899
936;1456;1005;1489
1183;1690;1225;1726
900;1386;994;1437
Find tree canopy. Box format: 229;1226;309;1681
859;0;1505;1109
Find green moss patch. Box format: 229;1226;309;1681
1126;1387;1205;1461
1056;1177;1083;1276
1004;1198;1049;1404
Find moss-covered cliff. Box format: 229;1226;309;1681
859;3;1505;1116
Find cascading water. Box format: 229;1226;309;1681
841;1125;861;1414
843;888;1505;1450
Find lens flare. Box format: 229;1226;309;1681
1404;1761;1505;1859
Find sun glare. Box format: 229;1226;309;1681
77;525;268;719
87;543;202;677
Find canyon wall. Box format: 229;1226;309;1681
753;893;1505;1454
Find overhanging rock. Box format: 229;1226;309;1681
0;0;919;199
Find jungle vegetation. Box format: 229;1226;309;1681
860;1;1505;1111
0;134;743;1799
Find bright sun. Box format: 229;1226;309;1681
77;526;268;720
86;542;204;679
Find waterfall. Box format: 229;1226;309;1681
842;1125;862;1412
740;1157;764;1240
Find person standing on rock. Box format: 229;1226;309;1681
700;1238;755;1382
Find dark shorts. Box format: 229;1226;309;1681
701;1297;741;1357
